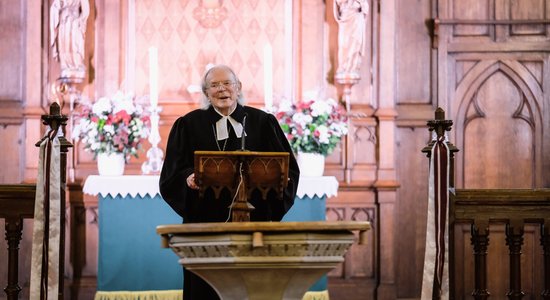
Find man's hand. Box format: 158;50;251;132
186;173;199;190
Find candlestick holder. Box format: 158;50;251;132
141;105;164;174
52;77;82;183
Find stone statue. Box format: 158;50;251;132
333;0;369;80
50;0;90;80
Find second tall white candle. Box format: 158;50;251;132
149;47;159;108
263;44;273;110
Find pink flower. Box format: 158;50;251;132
313;130;320;137
115;110;131;125
71;92;151;160
275;98;348;156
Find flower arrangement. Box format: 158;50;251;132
72;91;150;161
275;98;348;156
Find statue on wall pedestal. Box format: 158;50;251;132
50;0;90;82
333;0;369;82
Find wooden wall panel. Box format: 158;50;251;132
348;119;377;183
510;0;546;36
0;1;26;183
463;71;534;188
451;0;491;37
0;0;23;101
394;127;430;297
0;125;24;183
396;0;433;104
451;57;546;188
326;190;376;280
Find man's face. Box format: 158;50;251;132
205;67;242;115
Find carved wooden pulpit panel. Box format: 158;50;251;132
194;151;289;222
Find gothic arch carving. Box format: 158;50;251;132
451;59;543;187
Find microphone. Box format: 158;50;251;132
240;114;247;151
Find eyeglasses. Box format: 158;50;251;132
207;81;236;90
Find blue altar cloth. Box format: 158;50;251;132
87;175;338;294
282;195;327;291
97;193;328;292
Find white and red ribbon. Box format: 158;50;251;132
30;128;61;300
421;134;450;299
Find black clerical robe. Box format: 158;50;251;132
159;104;300;300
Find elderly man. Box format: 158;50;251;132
159;64;300;299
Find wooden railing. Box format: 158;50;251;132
423;108;550;299
449;189;550;299
0;184;36;299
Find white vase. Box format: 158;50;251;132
97;153;125;176
297;152;325;177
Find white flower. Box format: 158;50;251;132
103;125;115;135
113;97;136;114
71;121;85;141
87;128;98;140
310;100;333;117
278;99;294;112
72;91;150;158
326;98;338;107
92;97;112;115
275;97;348;156
330;122;348;137
316;125;330;144
292;113;312;127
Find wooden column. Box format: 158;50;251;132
471;220;490;300
542;222;550;300
0;184;36;300
505;220;525;300
4;218;23;299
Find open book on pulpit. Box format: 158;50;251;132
194;151;289;222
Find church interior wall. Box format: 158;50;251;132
1;0;550;299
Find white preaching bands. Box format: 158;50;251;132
213;106;245;140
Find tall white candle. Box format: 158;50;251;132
263;44;273;110
149;47;159;108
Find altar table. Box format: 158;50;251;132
83;175;338;298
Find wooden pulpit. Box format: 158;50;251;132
194;150;289;222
